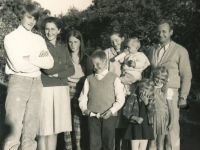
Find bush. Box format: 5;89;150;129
59;0;200;100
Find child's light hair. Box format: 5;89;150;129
137;79;155;103
126;37;141;50
138;79;155;94
151;66;169;92
91;50;107;62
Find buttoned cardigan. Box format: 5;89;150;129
41;41;75;87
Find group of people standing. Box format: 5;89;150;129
2;2;192;150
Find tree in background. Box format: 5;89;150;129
59;0;200;89
1;0;200;97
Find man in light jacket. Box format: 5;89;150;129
148;18;192;150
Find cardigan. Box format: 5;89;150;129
68;53;93;85
41;41;75;87
148;41;192;98
123;94;155;124
104;47;122;77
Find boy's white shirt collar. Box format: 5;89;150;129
95;69;108;80
18;25;32;34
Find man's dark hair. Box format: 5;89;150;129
19;3;40;22
157;18;174;31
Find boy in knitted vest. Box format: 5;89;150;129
79;50;125;150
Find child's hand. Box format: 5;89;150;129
131;116;143;124
101;110;112;119
139;90;149;105
110;57;115;62
83;109;91;116
127;60;136;68
167;123;173;132
124;49;130;55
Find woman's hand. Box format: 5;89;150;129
39;50;49;57
48;74;58;77
131;116;144;124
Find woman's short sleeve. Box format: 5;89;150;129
167;88;174;100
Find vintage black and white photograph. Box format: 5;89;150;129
0;0;200;150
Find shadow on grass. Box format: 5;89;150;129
180;98;200;150
0;82;11;148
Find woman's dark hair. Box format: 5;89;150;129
41;17;62;31
108;20;127;51
66;30;85;62
41;17;62;42
19;3;40;22
109;25;125;38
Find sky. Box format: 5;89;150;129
34;0;93;16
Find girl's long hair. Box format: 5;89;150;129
66;30;85;62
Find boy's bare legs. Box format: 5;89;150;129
131;140;148;150
157;135;165;150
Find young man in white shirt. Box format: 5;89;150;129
3;3;54;150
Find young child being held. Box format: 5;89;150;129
78;50;125;150
123;79;155;150
116;37;150;95
148;66;174;150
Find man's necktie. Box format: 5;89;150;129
157;46;165;63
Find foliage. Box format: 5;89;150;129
1;0;200;100
58;0;200;97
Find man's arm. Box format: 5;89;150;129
4;35;34;72
178;48;192;108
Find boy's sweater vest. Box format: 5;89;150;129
87;72;118;116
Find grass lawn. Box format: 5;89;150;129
0;83;200;149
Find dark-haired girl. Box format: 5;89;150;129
64;30;93;150
37;17;75;150
104;25;129;150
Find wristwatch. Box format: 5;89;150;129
180;97;187;100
